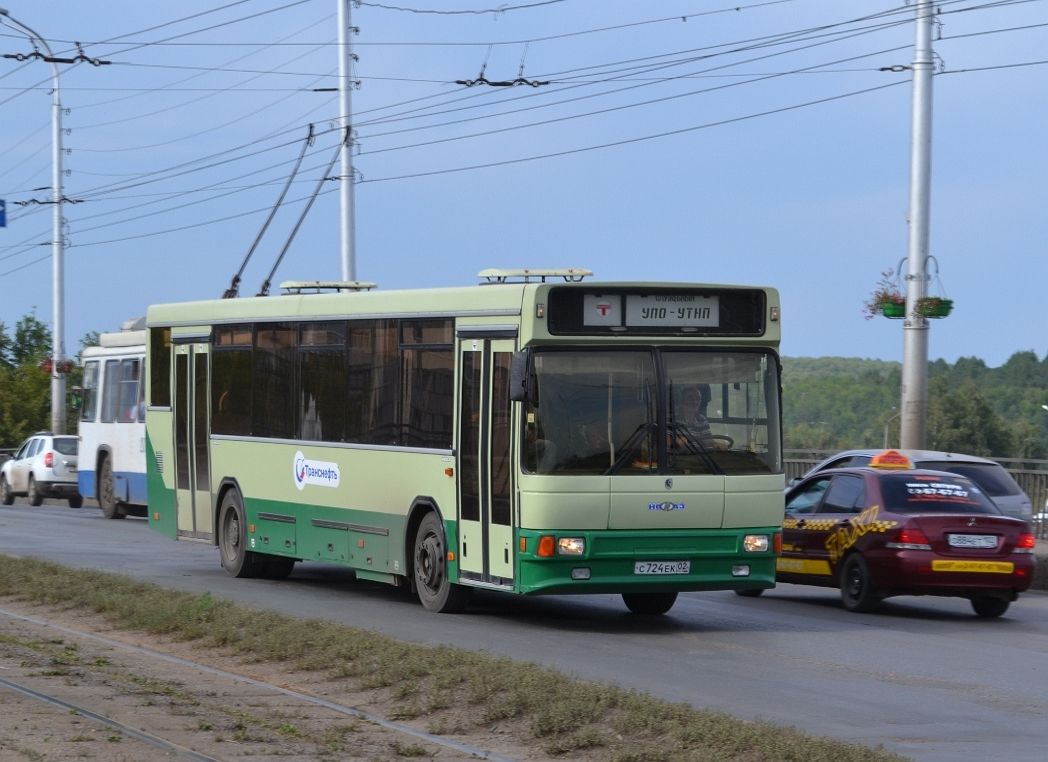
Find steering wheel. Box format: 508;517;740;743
709;434;734;449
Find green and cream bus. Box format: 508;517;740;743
146;269;783;614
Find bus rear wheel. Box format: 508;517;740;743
622;592;678;615
99;457;126;519
413;512;470;613
219;490;262;578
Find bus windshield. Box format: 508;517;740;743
522;349;780;476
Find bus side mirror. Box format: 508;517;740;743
509;350;530;403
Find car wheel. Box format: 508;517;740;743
218;490;262;578
735;588;764;598
839;554;881;613
622;592;679;615
970;596;1010;618
68;495;83;509
99;457;126;520
27;477;43;507
0;477;13;506
413;512;471;613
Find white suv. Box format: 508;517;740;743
797;449;1033;523
0;432;82;508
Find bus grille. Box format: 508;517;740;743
154;451;164;473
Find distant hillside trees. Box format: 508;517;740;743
784;354;1048;458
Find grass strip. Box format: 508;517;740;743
0;554;906;762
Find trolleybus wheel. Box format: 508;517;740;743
27;477;42;506
219;490;262;578
413;512;471;613
99;457;126;519
0;477;13;506
622;592;678;615
839;554;881;613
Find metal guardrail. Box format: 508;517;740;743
785;452;1048;538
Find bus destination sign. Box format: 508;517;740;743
583;293;719;328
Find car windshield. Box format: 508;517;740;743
915;460;1022;498
53;438;78;456
880;473;1000;515
520;348;781;476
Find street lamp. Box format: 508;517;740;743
0;7;67;434
884;409;902;449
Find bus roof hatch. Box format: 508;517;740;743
478;268;592;284
279;280;378;294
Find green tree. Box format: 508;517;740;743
10;313;51;367
926;379;1013;456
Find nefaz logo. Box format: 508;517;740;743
648;501;685;512
293;451;341;491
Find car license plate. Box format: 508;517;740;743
947;534;997;549
931;560;1013;574
634;560;690;575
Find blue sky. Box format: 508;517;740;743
1;0;1045;366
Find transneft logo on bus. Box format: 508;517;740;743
293;451;341;491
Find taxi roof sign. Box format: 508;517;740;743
869;449;913;470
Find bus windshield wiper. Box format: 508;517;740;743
607;422;657;475
667;423;724;475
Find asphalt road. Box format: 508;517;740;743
2;500;1047;762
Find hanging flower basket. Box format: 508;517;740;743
862;270;906;320
917;297;953;318
881;302;906;319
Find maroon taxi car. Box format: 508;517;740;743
753;450;1035;617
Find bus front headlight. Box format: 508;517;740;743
557;537;586;555
743;534;770;553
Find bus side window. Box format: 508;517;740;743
81;361;99;422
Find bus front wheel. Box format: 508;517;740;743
413;512;470;613
622;592;678;615
219;490;262;578
98;457;126;520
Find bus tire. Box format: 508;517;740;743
218;489;262;578
99;456;126;520
735;588;764;598
0;477;13;505
261;556;296;580
622;592;678;615
27;477;43;507
413;512;471;613
68;495;83;509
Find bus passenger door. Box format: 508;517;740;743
457;337;515;587
173;342;213;541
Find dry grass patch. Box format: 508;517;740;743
0;554;906;761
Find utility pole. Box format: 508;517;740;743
900;0;935;449
337;0;356;280
0;8;67;435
